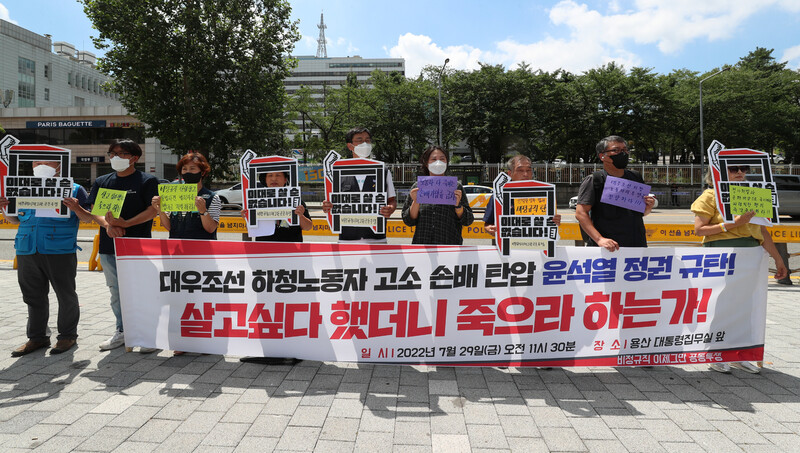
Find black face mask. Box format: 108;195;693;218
182;172;203;184
609;152;629;169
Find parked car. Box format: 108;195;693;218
215;183;244;208
569;193;658;209
463;184;493;209
747;174;800;218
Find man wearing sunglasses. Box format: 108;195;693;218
575;135;656;252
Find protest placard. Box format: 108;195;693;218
492;173;558;257
600;175;651;213
91;188;126;218
323;150;387;235
729;185;773;218
158;183;197;212
0;136;74;217
417;176;458;205
707;141;779;225
239;151;301;236
514;197;547;216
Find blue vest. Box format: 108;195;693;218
14;184;82;255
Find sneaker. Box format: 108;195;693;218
709;363;731;373
50;339;77;354
730;361;761;374
11;339;51;357
99;331;125;351
138;347;160;354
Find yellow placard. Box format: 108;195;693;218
514;197;547;216
159;183;197;212
729;185;773;218
91;188;127;218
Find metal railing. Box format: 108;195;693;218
385;163;799;185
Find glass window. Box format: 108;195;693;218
18;57;35;107
44;88;50;101
49;128;66;145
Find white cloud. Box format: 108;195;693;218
389;0;793;77
388;33;485;76
0;3;16;23
782;44;800;70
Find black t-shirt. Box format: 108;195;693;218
89;170;159;254
576;169;647;247
255;201;312;243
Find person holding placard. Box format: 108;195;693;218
151;152;221;240
321;127;397;243
575;136;656;251
692;167;787;374
65;139;158;353
402;145;473;244
2;160;90;356
243;170;312;243
483;155;561;236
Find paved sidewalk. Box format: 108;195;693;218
1;265;799;452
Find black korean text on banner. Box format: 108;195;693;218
707;141;779;225
492;172;558;257
239;150;301;227
323;150;387;234
0;135;74;217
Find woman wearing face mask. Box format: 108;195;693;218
402;145;474;244
241;171;313;242
151;152;221;240
150;152;220;356
691;165;787;374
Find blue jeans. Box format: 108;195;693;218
99;253;123;332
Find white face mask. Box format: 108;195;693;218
110;156;131;172
33;164;58;178
353;142;372;158
428;160;447;175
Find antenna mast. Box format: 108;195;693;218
316;12;327;58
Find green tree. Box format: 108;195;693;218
354;70;437;163
82;0;299;178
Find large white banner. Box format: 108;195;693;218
116;239;768;367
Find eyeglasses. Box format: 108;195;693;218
727;166;750;173
107;151;132;158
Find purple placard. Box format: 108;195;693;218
417;176;458;205
600;175;651;213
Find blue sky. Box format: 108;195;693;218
3;0;800;77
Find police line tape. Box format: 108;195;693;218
2;217;799;242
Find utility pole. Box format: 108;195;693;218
437;58;449;147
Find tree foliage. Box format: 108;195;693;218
287;46;800;166
82;0;299;178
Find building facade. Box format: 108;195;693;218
285;55;405;139
0;19;120;109
0;19;175;185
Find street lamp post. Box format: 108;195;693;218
438;58;449;147
699;67;729;170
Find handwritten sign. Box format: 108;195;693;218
417;176;458;205
514;197;547;215
158;184;197;212
91;188;126;218
600;176;651;213
729;185;773;218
